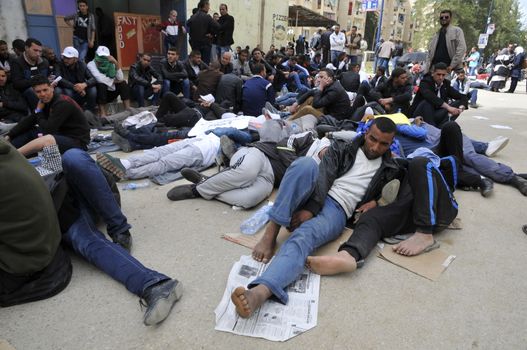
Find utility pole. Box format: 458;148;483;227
374;0;385;49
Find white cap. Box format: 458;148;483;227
96;46;110;57
199;94;215;103
62;46;79;58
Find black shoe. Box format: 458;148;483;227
141;279;183;326
114;123;130;137
316;125;339;138
510;175;527;196
181;168;208;184
479;178;494;197
167;184;199;201
110;230;133;251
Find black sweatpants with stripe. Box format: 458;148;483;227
340;156;459;262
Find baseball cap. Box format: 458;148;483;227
62;46;79;58
96;46;110;57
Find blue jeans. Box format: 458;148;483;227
377;57;390;75
61;149;168;296
470;139;487;154
248;158;347;304
468;66;477;76
330;50;342;63
276;92;298;106
288;72;310;93
162;79;190;99
468;89;478;105
132;85;160;107
57;86;97;111
73;36;89;62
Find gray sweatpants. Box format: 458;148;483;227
125;142;203;179
196;147;274;208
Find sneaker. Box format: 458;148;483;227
111;131;133;153
167;184;200;201
220;135;236;160
141;279;183;326
96;152;126;180
469;103;479;109
485;136;509;157
377;179;400;206
109;230;133;251
181;168;208;184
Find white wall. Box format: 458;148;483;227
188;0;289;51
0;0;28;44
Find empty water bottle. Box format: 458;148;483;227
122;182;150;190
240;203;273;235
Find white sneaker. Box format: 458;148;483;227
485;136;509;157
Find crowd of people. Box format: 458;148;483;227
2;1;527;328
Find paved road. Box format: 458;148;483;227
2;83;527;349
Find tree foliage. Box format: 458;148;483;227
412;0;527;57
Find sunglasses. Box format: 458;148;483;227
439;16;450;20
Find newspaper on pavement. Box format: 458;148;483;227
214;255;320;342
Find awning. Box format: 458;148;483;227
288;5;337;28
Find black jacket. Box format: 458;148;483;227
410;73;468;115
303;135;403;217
370;78;413;116
298;80;352;120
215;73;243;112
160;58;187;82
217;14;234;46
128;61;162;87
183;59;209;84
369;74;388;89
339;71;360;92
56;61;96;89
10;55;49;92
8;93;90;147
251;131;319;186
187;10;220;48
0;83;28;118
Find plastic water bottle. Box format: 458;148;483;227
240;203;273;235
122;182;150;191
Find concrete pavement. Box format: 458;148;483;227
1;83;527;350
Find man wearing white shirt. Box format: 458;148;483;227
329;25;346;64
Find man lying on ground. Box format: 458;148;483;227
96;132;220;181
167;122;330;209
306;154;459;275
231;118;403;318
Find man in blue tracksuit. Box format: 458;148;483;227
241;63;275;117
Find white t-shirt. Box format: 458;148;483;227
328;148;382;218
191;133;221;167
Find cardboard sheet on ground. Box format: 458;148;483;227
377;244;456;281
215;255;320;341
222;227;352;257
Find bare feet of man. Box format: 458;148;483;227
231;285;273;318
306;251;358;275
392;232;438;256
252;221;280;263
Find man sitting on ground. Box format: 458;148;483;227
242;63;275;117
409;62;468;127
55;46;97;113
232;49;252;81
369;67;413;115
10;38;49;109
0;67;28;123
183;50;209;92
5;75;90;156
160;47;190;99
231;118;403;318
218;51;233;74
128;53;162;107
451;68;479;108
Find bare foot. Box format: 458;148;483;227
306;251;358;275
252;221;280;263
392;232;436;256
231;285;272;318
